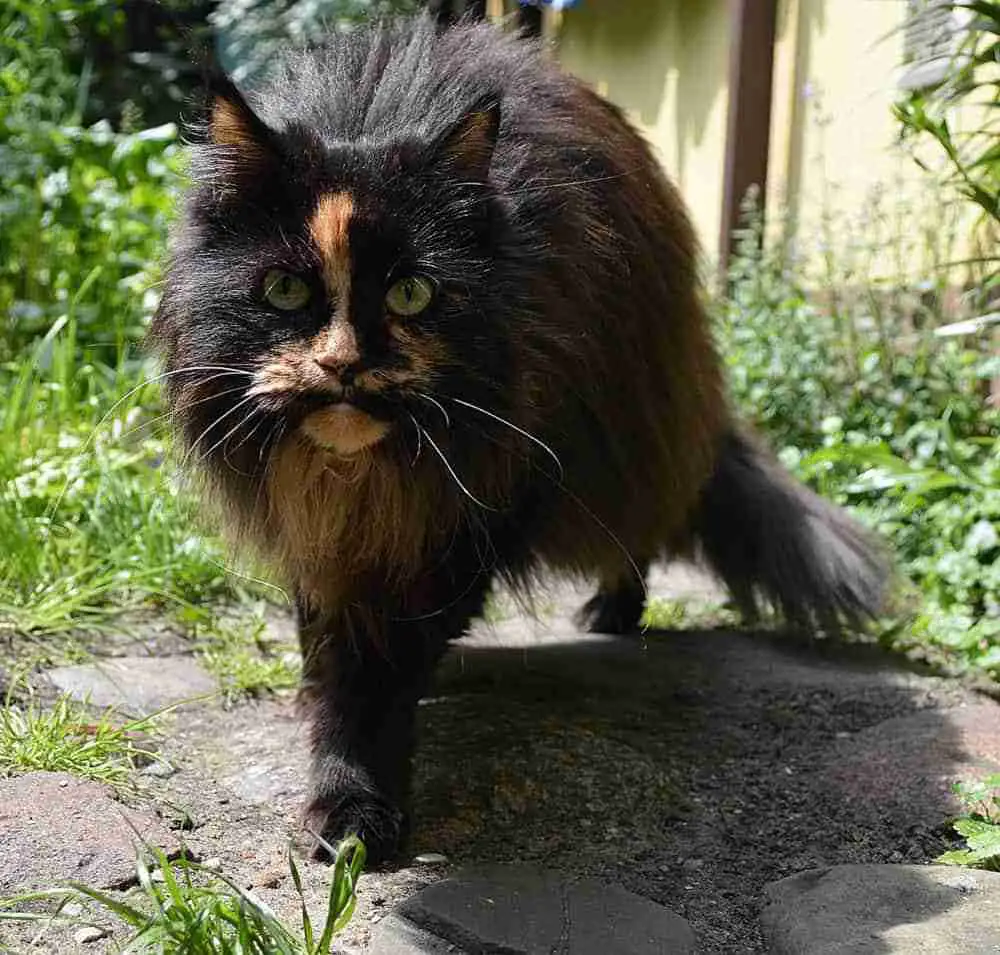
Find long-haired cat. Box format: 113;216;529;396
151;15;887;861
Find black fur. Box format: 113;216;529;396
695;431;888;633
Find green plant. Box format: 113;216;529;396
938;774;1000;869
191;608;301;704
894;1;999;287
0;838;366;953
213;0;422;82
0;685;159;787
641;597;739;631
0;1;273;640
719;194;998;670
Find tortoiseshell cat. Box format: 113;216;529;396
152;16;887;861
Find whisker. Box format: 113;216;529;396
181;394;259;469
448;416;644;598
551;480;648;603
221;411;274;476
416;392;451;429
259;420;286;464
46;364;256;521
89;365;256;449
227;412;270;459
410;415;423;466
200;405;263;465
444;395;564;480
410;415;495;512
118;380;250;443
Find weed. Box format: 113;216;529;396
0;686;158;788
190;608;301;704
721;193;998;671
0;839;366;954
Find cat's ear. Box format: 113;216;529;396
203;74;281;179
430;96;501;182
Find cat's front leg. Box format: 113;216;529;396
297;593;477;863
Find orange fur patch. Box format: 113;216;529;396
261;435;450;610
300;405;390;456
309;193;353;298
210;98;264;158
387;323;449;381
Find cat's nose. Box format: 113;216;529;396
313;322;360;379
313;352;355;376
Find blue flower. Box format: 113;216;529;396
519;0;580;8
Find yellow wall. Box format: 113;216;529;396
555;0;731;258
553;0;980;276
774;1;917;255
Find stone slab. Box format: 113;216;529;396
368;865;696;954
0;772;179;893
762;864;1000;954
46;655;216;713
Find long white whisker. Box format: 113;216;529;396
444;396;565;479
259;420;286;464
416;392;451;428
227;412;270;462
200;405;262;465
553;480;648;602
411;416;495;512
46;364;256;521
449;416;644;598
119;380;250;443
181;394;259;469
410;415;423;466
92;364;256;436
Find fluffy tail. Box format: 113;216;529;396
694;429;888;632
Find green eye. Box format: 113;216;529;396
263;269;311;311
385;275;434;317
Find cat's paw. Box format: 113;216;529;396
304;787;406;865
575;588;645;634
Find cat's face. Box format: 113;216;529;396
155;83;509;467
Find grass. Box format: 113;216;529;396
641;597;739;632
0;684;159;788
0;305;278;648
188;608;301;705
0;838;366;954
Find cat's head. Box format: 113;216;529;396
152;71;513;475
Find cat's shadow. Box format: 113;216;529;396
411;624;966;898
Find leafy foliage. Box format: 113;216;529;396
938;774;1000;869
895;1;999;288
0;2;257;638
719;197;999;671
213;0;422;82
190;608;302;704
0;0;212;130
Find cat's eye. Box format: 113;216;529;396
385;275;434;317
263;269;311;311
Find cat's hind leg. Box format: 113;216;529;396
574;561;649;634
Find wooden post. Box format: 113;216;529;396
719;0;778;270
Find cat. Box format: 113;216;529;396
151;15;887;862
